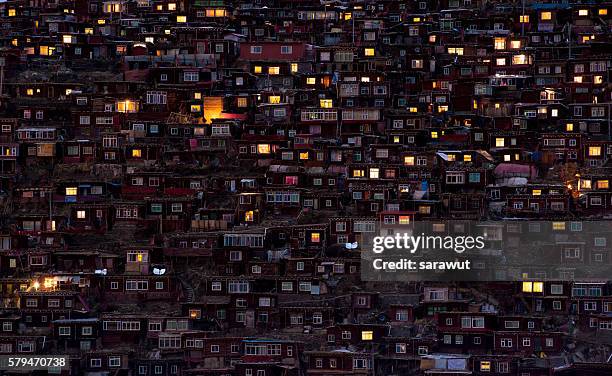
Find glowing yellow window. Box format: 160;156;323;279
578;9;588;16
522;282;533;292
438;105;448;113
290;63;298;73
399;216;410;225
409;107;417;113
361;331;373;341
504;155;511;162
447;154;456;162
594;76;603;84
189;309;201;319
473;100;478;109
494;38;506;50
431;131;438;139
257;144;270;154
520;15;529;23
541;12;552;20
574;76;583;83
97;19;106;24
62;35;72;44
480;361;491;371
566;123;573;131
413;17;421;22
580;180;592;189
344;12;352;20
552;222;566;231
495;138;505;147
599;9;607;15
245;211;254;221
533;282;543;293
320;99;333;108
268;66;280;75
597;180;609;189
404;156;415;166
190;105;201;112
589;146;602;156
66;187;77;196
26;89;34;96
177;15;187;23
532;189;541;196
299;152;308;160
269;96;281;104
77;210;86;219
393;136;400;143
306;77;316;85
311;233;321;243
215;9;226;17
237;98;247;108
353;170;364;177
463;155;472;162
429;35;437;43
254;66;262;74
137;253;144;262
364;48;375;56
8;9;16;16
168;3;176;10
582;36;590;43
11;39;18;47
496;58;506;66
40;46;49;56
132;149;142;158
510;40;521;49
194;92;202;99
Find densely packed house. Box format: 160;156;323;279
0;0;611;375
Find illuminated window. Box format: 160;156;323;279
599;9;608;15
399;216;410;225
62;35;73;44
589;146;602;156
257;144;271;154
194;92;201;99
344;12;352;20
177;15;187;23
541;12;552;20
244;211;254;222
510;40;521;49
495;103;500;109
574;76;583;83
77;210;86;219
533;282;543;293
578;9;588;16
299;152;308;160
597;180;609;189
237;98;247;108
268;96;281;104
66;187;77;196
190;105;201;112
447;47;463;55
429;35;437;43
393;136;400;143
306;77;316;85
361;331;373;341
311;233;321;243
520;15;529;23
290;63;298;73
431;131;438;139
369;168;379;179
8;9;16;16
26;89;34;96
117;100;137;113
512;54;527;65
132;149;142;158
40;46;49;56
156;4;162;10
594;76;603;84
404;156;415;166
566;123;573;131
504;155;511;162
409;107;417;113
494;38;506;50
268;66;280;75
438;105;448;113
496;58;506;66
353;170;364;178
254;66;262;74
168;3;176;10
320;99;333;108
532;189;541;196
447;154;456;162
480;361;491;371
582;36;590;43
495;138;505;147
522;282;533;292
580;180;592;189
463;155;472;162
552;222;566;231
551;109;558;117
364;48;375;56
